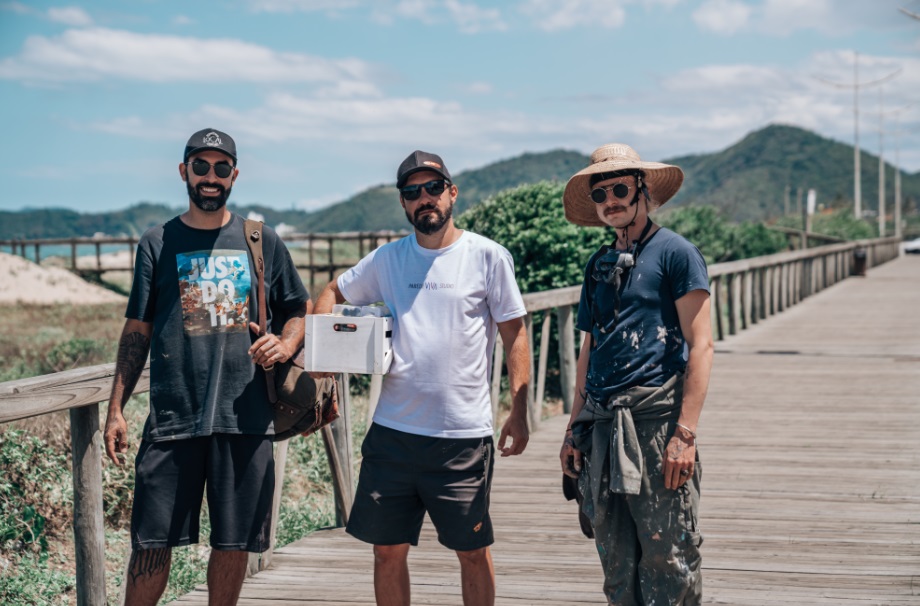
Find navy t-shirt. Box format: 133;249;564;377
576;227;709;399
125;214;308;441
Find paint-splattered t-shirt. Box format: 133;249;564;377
126;214;308;441
576;227;709;399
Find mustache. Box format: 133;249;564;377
604;205;628;215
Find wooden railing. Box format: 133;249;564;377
0;231;409;292
0;236;901;605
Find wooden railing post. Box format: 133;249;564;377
490;335;504;427
330;373;354;526
711;276;724;341
69;403;106;606
524;314;538;431
556;306;576;414
726;274;737;336
534;312;551;413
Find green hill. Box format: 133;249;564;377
665;124;920;221
1;125;917;239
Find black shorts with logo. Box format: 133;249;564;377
130;434;274;553
346;423;495;552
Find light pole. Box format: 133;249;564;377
815;53;900;220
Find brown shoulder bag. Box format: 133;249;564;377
244;219;339;441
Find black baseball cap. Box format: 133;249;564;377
396;150;451;189
184;128;237;164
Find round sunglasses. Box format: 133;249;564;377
188;159;235;179
399;179;450;201
591;182;631;204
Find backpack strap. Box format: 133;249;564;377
243;219;278;403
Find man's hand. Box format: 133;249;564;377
663;425;696;490
560;433;582;478
249;322;295;367
498;412;529;457
104;411;129;466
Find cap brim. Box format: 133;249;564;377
396;166;450;189
185;146;237;163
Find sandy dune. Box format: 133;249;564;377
0;252;127;305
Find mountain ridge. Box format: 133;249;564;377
1;124;916;239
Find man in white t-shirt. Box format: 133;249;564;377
312;150;531;606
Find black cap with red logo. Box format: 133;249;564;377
396;150;451;189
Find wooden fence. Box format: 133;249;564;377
0;236;901;606
0;231;408;293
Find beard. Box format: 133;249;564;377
187;180;232;212
405;202;452;235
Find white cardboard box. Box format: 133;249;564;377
304;313;393;374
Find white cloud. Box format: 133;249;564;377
47;6;92;26
248;0;363;12
0;28;379;88
444;0;506;33
692;0;751;34
463;81;493;94
693;0;908;37
518;0;626;31
1;2;30;15
172;14;194;26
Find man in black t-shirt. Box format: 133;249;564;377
559;144;714;605
103;128;308;606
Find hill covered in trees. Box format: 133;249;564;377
2;124;917;238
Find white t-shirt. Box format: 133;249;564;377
337;231;526;438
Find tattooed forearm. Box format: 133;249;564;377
280;311;305;346
113;331;151;407
128;548;171;584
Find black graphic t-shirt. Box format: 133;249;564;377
126;214;308;441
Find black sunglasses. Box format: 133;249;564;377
400;179;450;201
188;159;235;179
591;182;631;204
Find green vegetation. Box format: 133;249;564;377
458;181;607;293
774;207;877;241
657;205;788;265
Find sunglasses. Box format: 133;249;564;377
591;183;631;204
188;159;235;179
400;179;450;201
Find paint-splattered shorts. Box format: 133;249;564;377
346;423;495;552
588;418;702;605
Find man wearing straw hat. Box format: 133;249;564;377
559;143;714;605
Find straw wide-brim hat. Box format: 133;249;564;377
563;143;684;227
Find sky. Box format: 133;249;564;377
1;0;919;214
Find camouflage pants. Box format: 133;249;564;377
589;419;702;605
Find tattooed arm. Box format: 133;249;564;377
104;319;152;466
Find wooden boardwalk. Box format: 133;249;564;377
171;255;920;605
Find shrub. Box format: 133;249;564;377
0;429;73;553
457;181;609;293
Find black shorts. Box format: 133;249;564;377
130;434;274;553
346;423;495;552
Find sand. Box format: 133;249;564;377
0;252;127;305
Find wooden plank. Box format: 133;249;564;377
163;255;920;606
